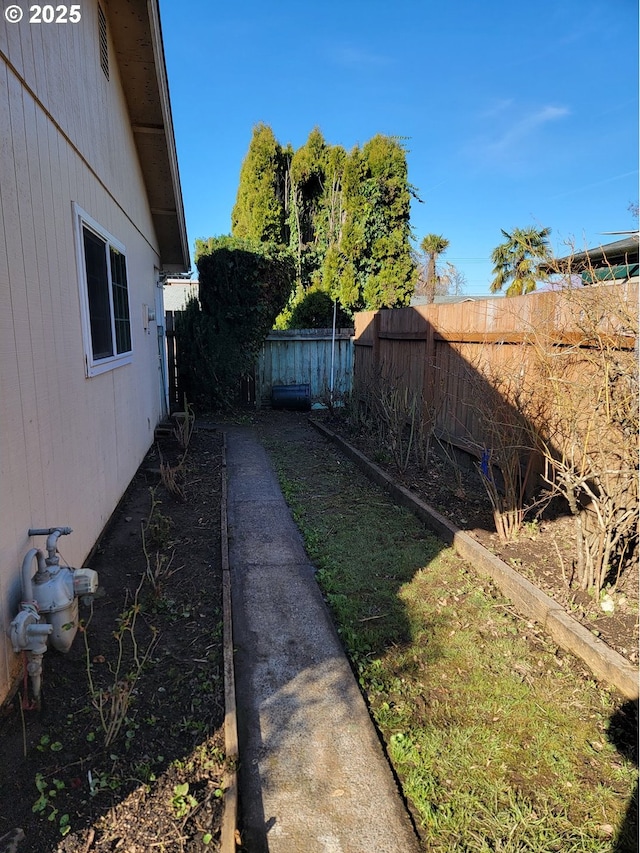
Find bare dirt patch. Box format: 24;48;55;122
0;429;225;853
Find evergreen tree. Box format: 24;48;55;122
231;124;288;244
284;129;349;297
288;290;352;329
231;126;416;318
318;144;347;251
333;135;416;310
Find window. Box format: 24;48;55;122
74;204;132;376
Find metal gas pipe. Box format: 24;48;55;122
9;527;98;706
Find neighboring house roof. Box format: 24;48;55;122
164;279;199;311
547;235;639;282
109;0;189;273
410;294;479;307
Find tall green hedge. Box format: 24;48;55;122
175;236;294;411
231;125;417;318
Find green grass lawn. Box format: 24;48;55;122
260;420;638;853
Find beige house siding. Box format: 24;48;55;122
0;2;184;700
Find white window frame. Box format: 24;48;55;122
73;203;133;377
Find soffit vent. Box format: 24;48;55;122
98;5;109;80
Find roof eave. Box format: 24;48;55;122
147;0;190;273
110;0;190;273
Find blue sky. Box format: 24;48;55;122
159;0;638;296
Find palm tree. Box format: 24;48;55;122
490;227;552;296
420;234;450;303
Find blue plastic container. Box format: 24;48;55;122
271;383;311;411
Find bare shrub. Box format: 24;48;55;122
141;487;179;597
173;398;195;450
466;350;541;542
320;384;350;417
84;580;159;747
527;276;638;592
159;401;196;500
159;451;186;501
357;369;439;473
351;268;637;593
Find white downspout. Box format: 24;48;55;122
330;299;337;408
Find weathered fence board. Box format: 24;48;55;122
256;329;354;408
165;310;184;413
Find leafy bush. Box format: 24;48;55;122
287;290;352;329
175;236;294;411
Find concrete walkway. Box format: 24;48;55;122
225;425;420;853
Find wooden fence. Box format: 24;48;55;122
255;329;354;408
165;310;183;413
354;284;637;461
164;314;355;411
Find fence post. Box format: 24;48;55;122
422;317;436;405
371;310;381;376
